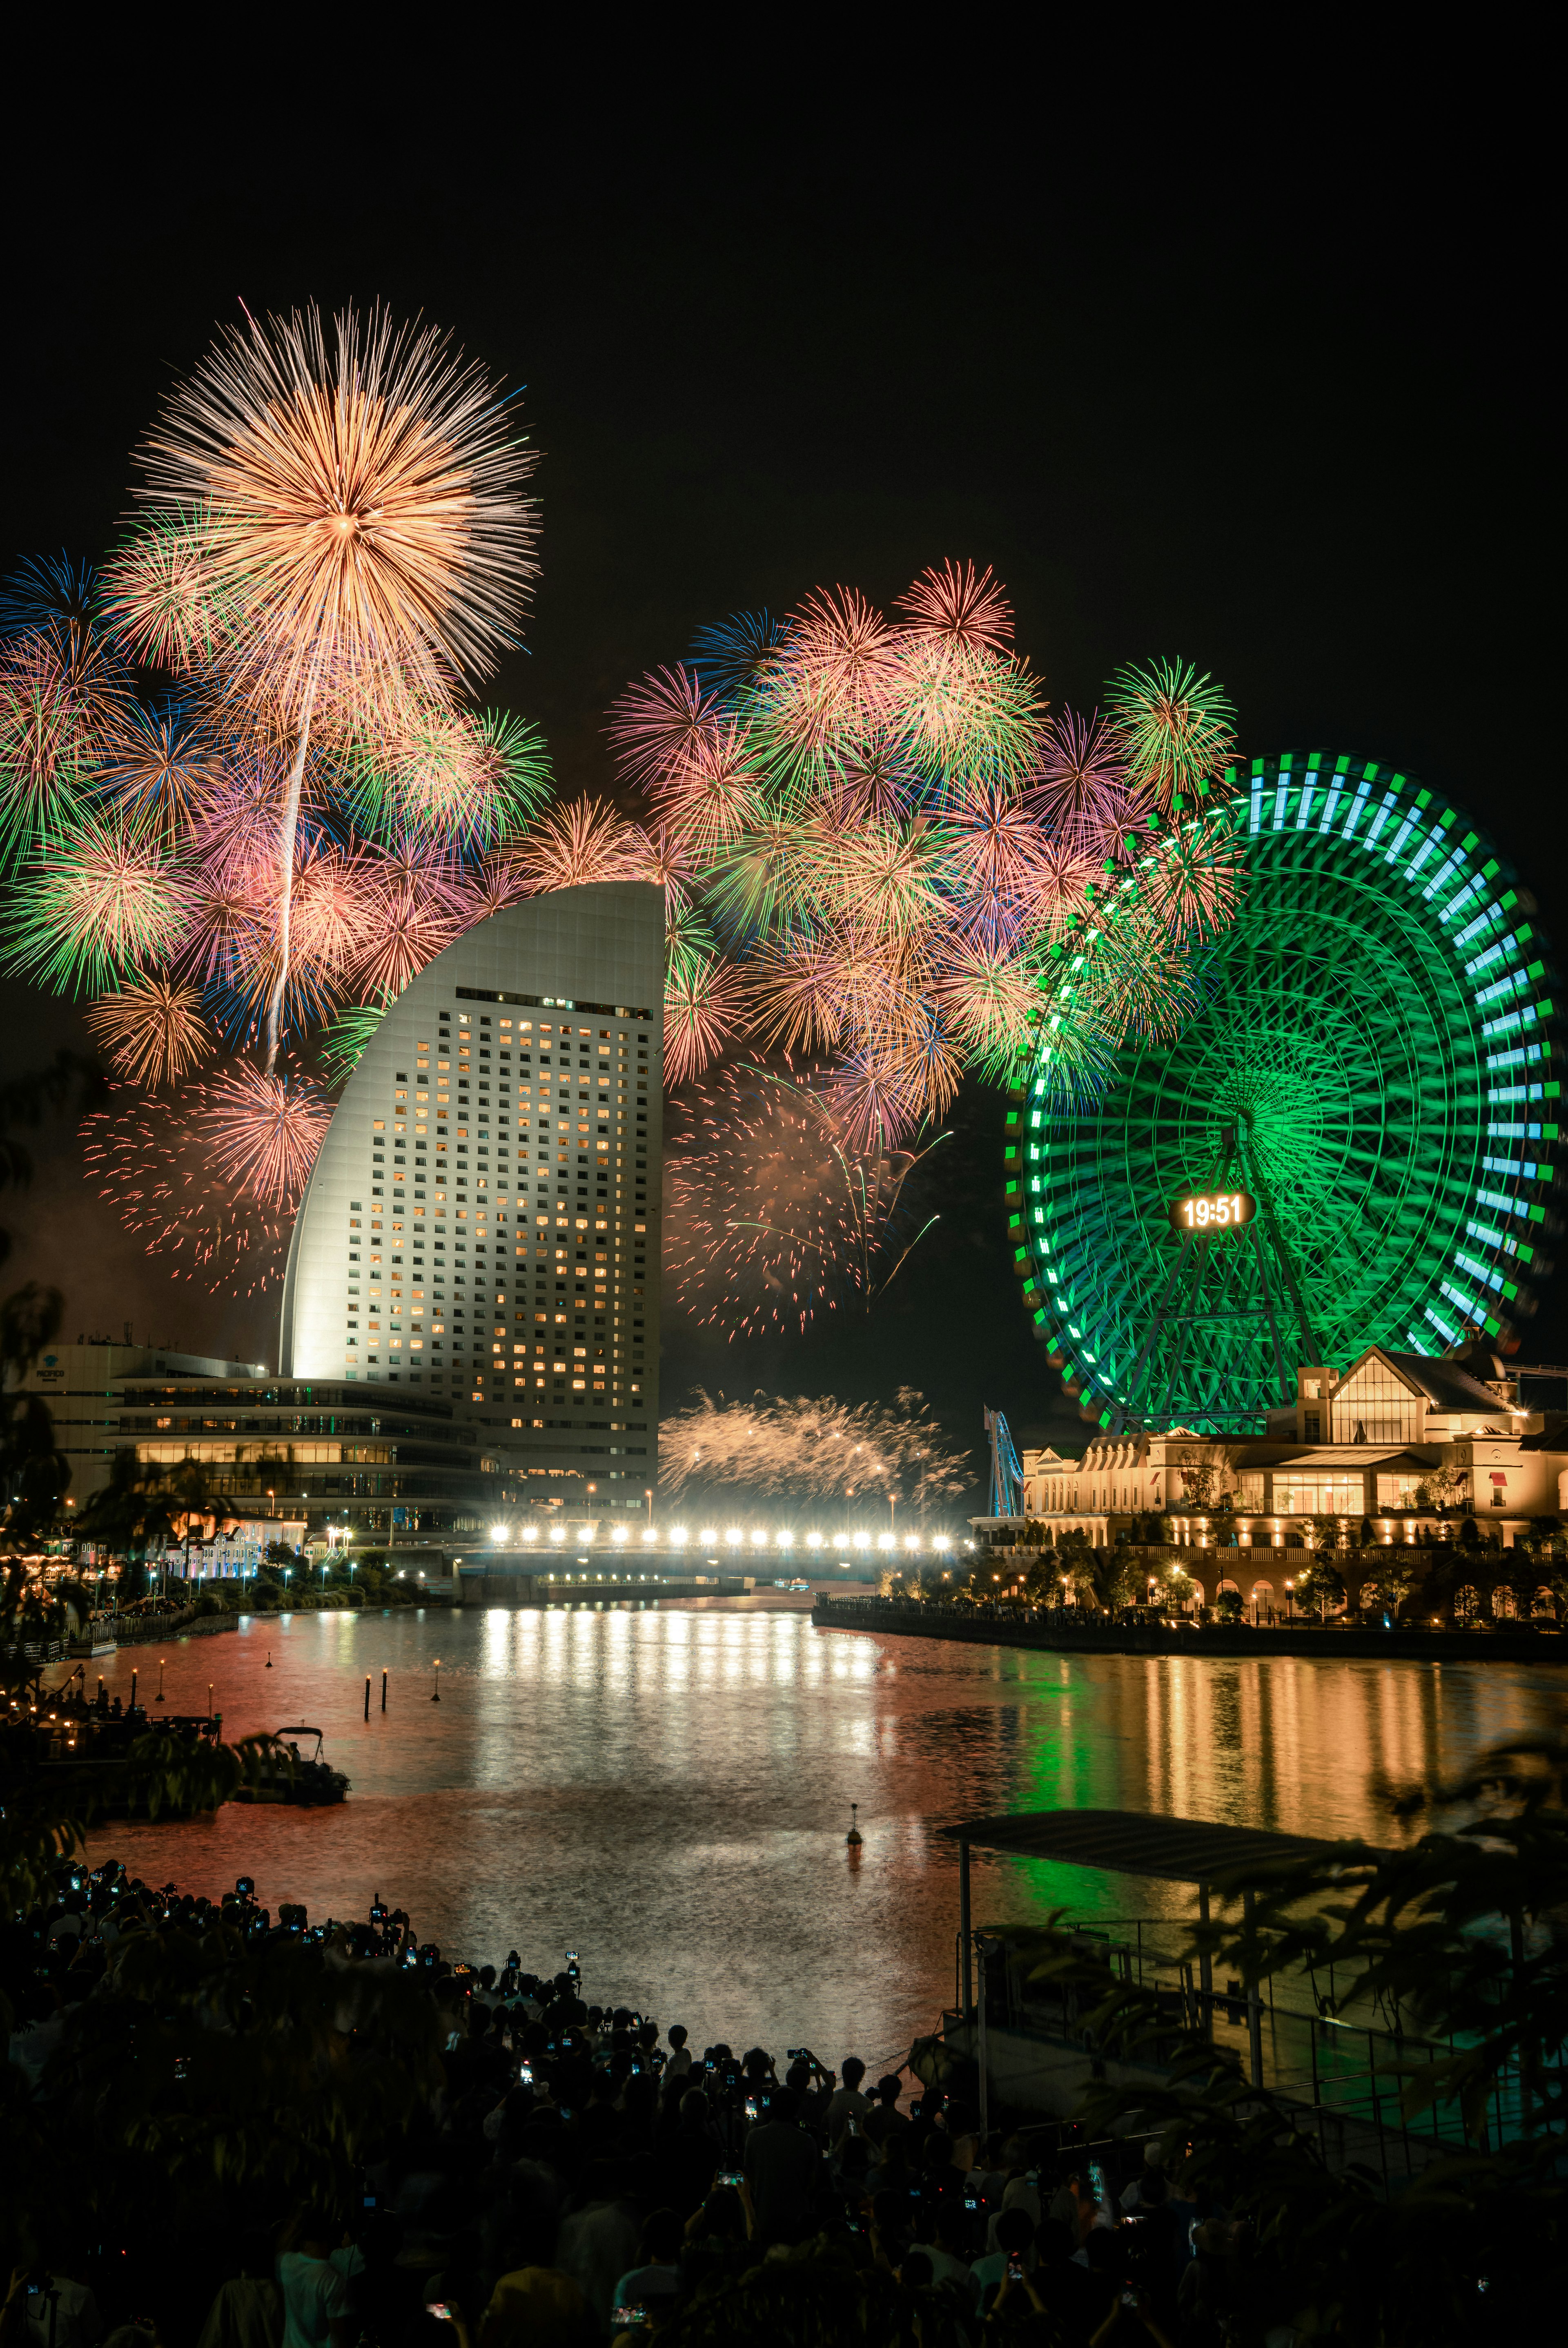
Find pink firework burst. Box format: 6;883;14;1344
289;845;379;970
349;849;468;1001
895;560;1014;656
768;587;901;776
650;717;766;852
195;1061;332;1207
621;822;701;919
1027;707;1129;829
823;1032;953;1152
608;664;718;791
942;783;1050;941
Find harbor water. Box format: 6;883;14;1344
80;1598;1563;2070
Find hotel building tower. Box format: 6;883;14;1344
280;880;663;1494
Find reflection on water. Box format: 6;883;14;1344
81;1602;1561;2070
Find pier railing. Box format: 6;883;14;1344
950;1914;1547;2176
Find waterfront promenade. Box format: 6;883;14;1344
811;1591;1568;1662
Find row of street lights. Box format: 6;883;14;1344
483;1523;957;1554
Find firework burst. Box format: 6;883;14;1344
515;796;632;894
84;978;213;1090
665;1064;947;1337
1104;657;1238;807
107;303;540;1068
114;303;538;719
4;810;192;996
195;1061;332;1207
658;1385;968;1512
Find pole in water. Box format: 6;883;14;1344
130;1670;137;1711
431;1658;441;1704
265;1649;272;1669
846;1802;863;1847
155;1659;166;1704
364;1675;371;1722
207;1684;213;1720
381;1669;388;1712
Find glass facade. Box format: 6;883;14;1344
1271;1474;1367;1516
1329;1360;1424;1445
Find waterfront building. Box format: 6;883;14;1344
985;1342;1568;1575
8;1340;258;1512
111;1375;508;1541
280;879;663;1510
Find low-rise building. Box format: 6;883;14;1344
996;1342;1568;1559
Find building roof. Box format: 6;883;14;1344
940;1805;1383;1883
1263;1445;1431;1471
1366;1349;1507;1416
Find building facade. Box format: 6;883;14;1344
9;1342;259;1511
280;881;663;1510
114;1376;506;1537
1006;1343;1568;1555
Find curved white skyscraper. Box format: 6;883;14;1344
280;881;664;1491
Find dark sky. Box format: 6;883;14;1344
0;56;1556;1503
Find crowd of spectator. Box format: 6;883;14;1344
6;1860;1256;2346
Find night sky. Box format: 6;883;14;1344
0;70;1555;1505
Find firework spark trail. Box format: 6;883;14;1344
664;1063;946;1336
658;1387;969;1513
80;1087;294;1297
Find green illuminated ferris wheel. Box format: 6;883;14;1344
1009;754;1561;1434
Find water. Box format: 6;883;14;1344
80;1601;1563;2072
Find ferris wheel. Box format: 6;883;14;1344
1010;752;1561;1434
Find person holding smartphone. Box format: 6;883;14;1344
968;2207;1034;2310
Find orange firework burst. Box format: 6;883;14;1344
113;304;537;722
515;796;633;894
84;977;213;1089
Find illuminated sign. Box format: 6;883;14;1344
1169;1190;1256;1233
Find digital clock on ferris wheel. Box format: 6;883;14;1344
1168;1190;1257;1233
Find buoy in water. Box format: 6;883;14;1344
846;1801;863;1847
265;1651;272;1668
